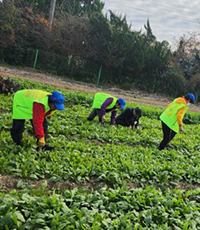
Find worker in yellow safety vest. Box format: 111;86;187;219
87;92;126;125
11;89;65;151
158;93;195;150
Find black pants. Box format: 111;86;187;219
88;109;102;122
159;121;176;150
10;118;48;145
115;119;129;127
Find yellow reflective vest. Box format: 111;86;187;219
92;93;117;109
160;98;188;133
12;89;52;119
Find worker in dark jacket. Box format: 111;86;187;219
158;93;195;150
115;107;142;130
11;89;65;151
87;92;126;125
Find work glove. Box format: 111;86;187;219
38;137;45;148
179;125;183;132
102;115;106;123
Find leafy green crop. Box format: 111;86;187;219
0;78;200;229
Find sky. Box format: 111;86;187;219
102;0;200;48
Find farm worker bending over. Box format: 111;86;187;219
11;89;65;151
158;93;195;150
115;107;142;130
87;92;126;124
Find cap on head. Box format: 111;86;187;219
50;92;65;110
118;98;126;109
135;107;142;117
186;93;195;104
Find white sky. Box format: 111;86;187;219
103;0;200;48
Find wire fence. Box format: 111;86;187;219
1;47;198;100
24;48;110;86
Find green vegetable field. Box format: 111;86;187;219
0;79;200;229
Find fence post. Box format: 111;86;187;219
97;65;102;86
174;89;178;98
68;55;72;66
196;93;199;103
152;78;156;93
33;49;39;70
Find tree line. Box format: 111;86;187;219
0;0;200;101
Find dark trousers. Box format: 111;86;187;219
116;119;129;127
88;109;102;122
10;118;48;145
159;121;176;150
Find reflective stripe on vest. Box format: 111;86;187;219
12;89;52;119
160;99;188;133
92;93;117;109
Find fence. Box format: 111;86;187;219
0;47;197;100
27;49;109;86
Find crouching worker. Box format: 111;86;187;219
116;107;142;130
158;93;195;150
87;92;126;125
11;89;65;151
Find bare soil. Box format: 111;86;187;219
0;174;111;193
0;174;198;193
1;66;200;112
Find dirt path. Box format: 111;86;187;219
0;66;200;112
